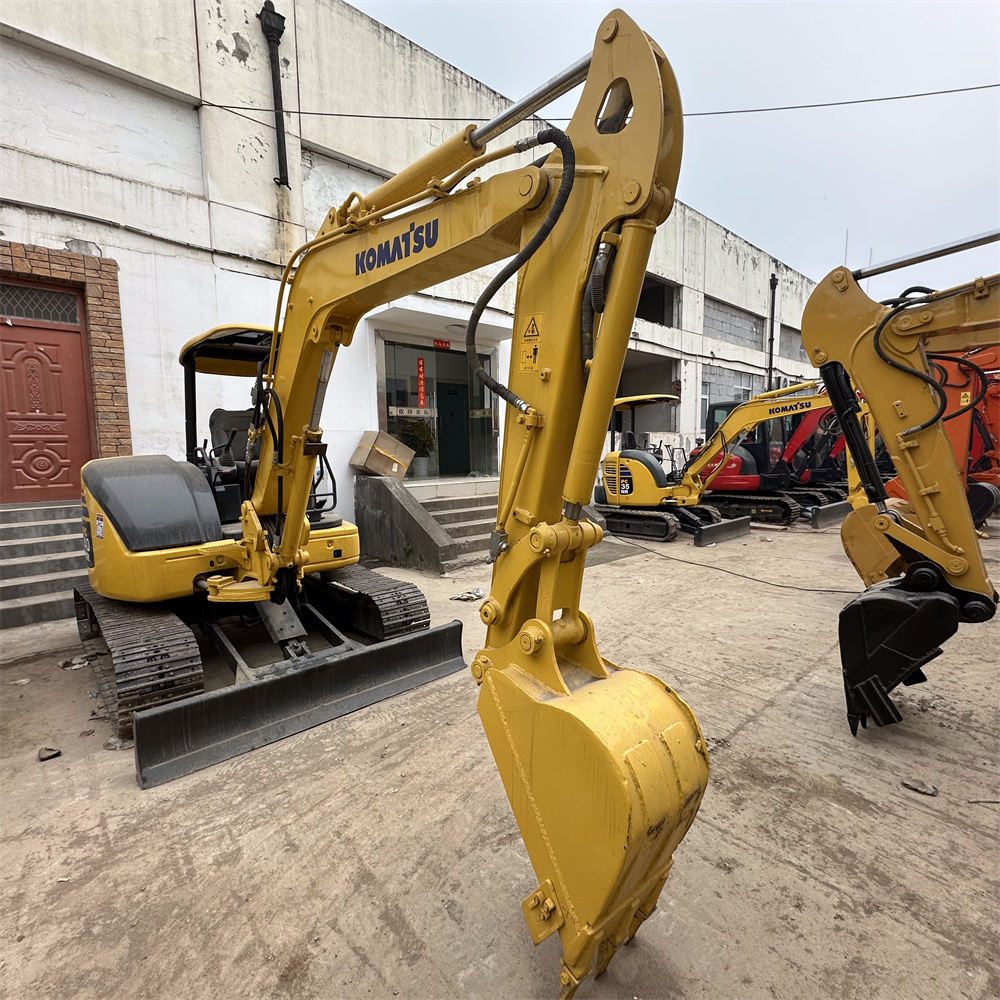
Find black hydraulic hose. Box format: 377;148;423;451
928;353;989;421
579;240;617;379
872;298;948;437
466;128;576;413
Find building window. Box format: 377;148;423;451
636;274;677;327
700;379;710;432
703;297;764;350
0;284;80;326
779;324;809;363
734;371;755;402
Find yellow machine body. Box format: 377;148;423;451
80;477;358;603
803;270;998;602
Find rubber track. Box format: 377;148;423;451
74;583;204;739
787;488;832;508
704;492;802;525
315;565;431;641
594;506;681;541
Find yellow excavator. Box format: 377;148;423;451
77;12;708;995
801;237;998;735
593;381;858;542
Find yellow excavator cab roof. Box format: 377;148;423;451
178;324;274;376
613;393;678;410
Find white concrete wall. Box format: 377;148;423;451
1;0;817;519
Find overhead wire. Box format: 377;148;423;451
198;82;999;122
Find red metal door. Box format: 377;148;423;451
0;304;95;504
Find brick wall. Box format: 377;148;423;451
0;241;131;457
704;297;764;350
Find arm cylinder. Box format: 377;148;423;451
562;219;657;507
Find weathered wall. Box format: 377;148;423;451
1;0;817;516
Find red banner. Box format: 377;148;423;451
416;357;426;408
433;339;450;350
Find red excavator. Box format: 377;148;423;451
883;347;1000;526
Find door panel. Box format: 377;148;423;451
0;324;94;503
437;382;470;476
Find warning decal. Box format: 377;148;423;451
960;390;971;406
518;313;542;372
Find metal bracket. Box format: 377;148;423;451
521;879;564;945
489;528;510;562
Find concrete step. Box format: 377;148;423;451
430;505;498;526
444;517;496;539
420;494;498;514
454;533;491;556
0;590;76;629
1;550;89;579
0;533;85;560
0;517;81;541
0;568;88;602
0;502;81;525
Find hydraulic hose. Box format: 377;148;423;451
872;297;949;437
928;353;989;422
580;239;618;379
466;128;576;413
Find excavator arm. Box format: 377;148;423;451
677;380;829;499
802;261;998;733
189;12;705;995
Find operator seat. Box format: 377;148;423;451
622;430;638;450
209;408;260;484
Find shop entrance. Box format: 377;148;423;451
383;340;497;479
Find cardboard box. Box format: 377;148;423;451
349;430;414;480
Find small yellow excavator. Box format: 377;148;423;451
801;237;998;735
593;380;859;542
77;12;708;995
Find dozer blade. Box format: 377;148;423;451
133;621;464;788
478;655;708;996
689;514;751;546
810;499;853;529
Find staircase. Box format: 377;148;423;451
419;493;497;573
0;502;86;629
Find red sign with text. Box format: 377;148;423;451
417;357;427;408
433;339;450;350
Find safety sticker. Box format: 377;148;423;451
95;514;104;539
518;313;542;372
960;391;971;406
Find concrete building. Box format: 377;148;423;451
1;0;815;522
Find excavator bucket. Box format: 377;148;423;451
132;622;464;788
476;638;708;997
